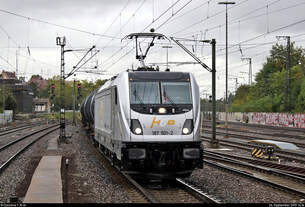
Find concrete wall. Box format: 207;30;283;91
214;112;305;129
0;110;13;125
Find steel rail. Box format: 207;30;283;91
0;123;41;137
120;171;160;203
201;136;305;164
202;129;305;148
0;126;59;174
202;124;305;140
176;178;221;203
86;130;216;203
87;137;156;203
203;120;305;133
0;124;30;133
204;159;305;198
0;124;58;151
204;152;305;183
205;150;305;175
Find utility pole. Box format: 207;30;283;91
56;36;67;141
218;1;235;137
276;36;291;112
287;37;291;112
16;50;18;79
171;37;218;147
73;76;76;126
211;39;217;146
241;57;252;85
162;46;172;69
2;78;4;112
56;37;98;138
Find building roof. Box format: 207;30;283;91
28;76;48;89
33;98;50;104
2;70;17;79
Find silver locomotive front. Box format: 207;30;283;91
122;71;203;178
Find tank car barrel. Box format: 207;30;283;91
81;90;96;125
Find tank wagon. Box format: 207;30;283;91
81;68;203;178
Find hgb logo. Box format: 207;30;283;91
150;117;175;128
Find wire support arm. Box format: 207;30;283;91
65;47;99;79
170;37;212;72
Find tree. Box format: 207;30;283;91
47;76;107;112
296;79;305;112
29;82;38;97
5;95;17;112
231;42;305;113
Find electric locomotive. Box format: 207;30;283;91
81;67;203;179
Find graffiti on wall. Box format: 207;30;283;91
217;112;305;129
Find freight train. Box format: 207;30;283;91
81;67;203;179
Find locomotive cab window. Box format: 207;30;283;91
130;82;160;104
161;82;192;104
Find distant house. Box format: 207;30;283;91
33;98;50;113
28;76;48;90
2;71;17;79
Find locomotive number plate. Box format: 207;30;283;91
152;131;173;135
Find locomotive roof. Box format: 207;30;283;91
128;71;190;81
97;70;192;93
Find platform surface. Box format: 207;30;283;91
23;156;63;203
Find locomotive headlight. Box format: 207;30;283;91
182;119;193;135
131;119;143;135
135;127;142;135
182;128;189;134
158;107;167;114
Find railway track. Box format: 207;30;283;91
205;150;305;177
204;150;305;182
202;129;305;148
87;135;219;203
0;124;59;174
203;120;305;133
204;159;305;198
0;123;43;137
201;136;305;164
0;124;51;147
202;124;305;140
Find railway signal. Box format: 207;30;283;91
77;83;82;99
50;83;55;99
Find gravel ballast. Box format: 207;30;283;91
0;124;131;203
186;165;304;203
59;125;130;203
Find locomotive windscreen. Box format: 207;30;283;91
130;81;192;105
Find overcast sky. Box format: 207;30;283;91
0;0;305;99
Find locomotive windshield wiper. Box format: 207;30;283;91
133;89;144;105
